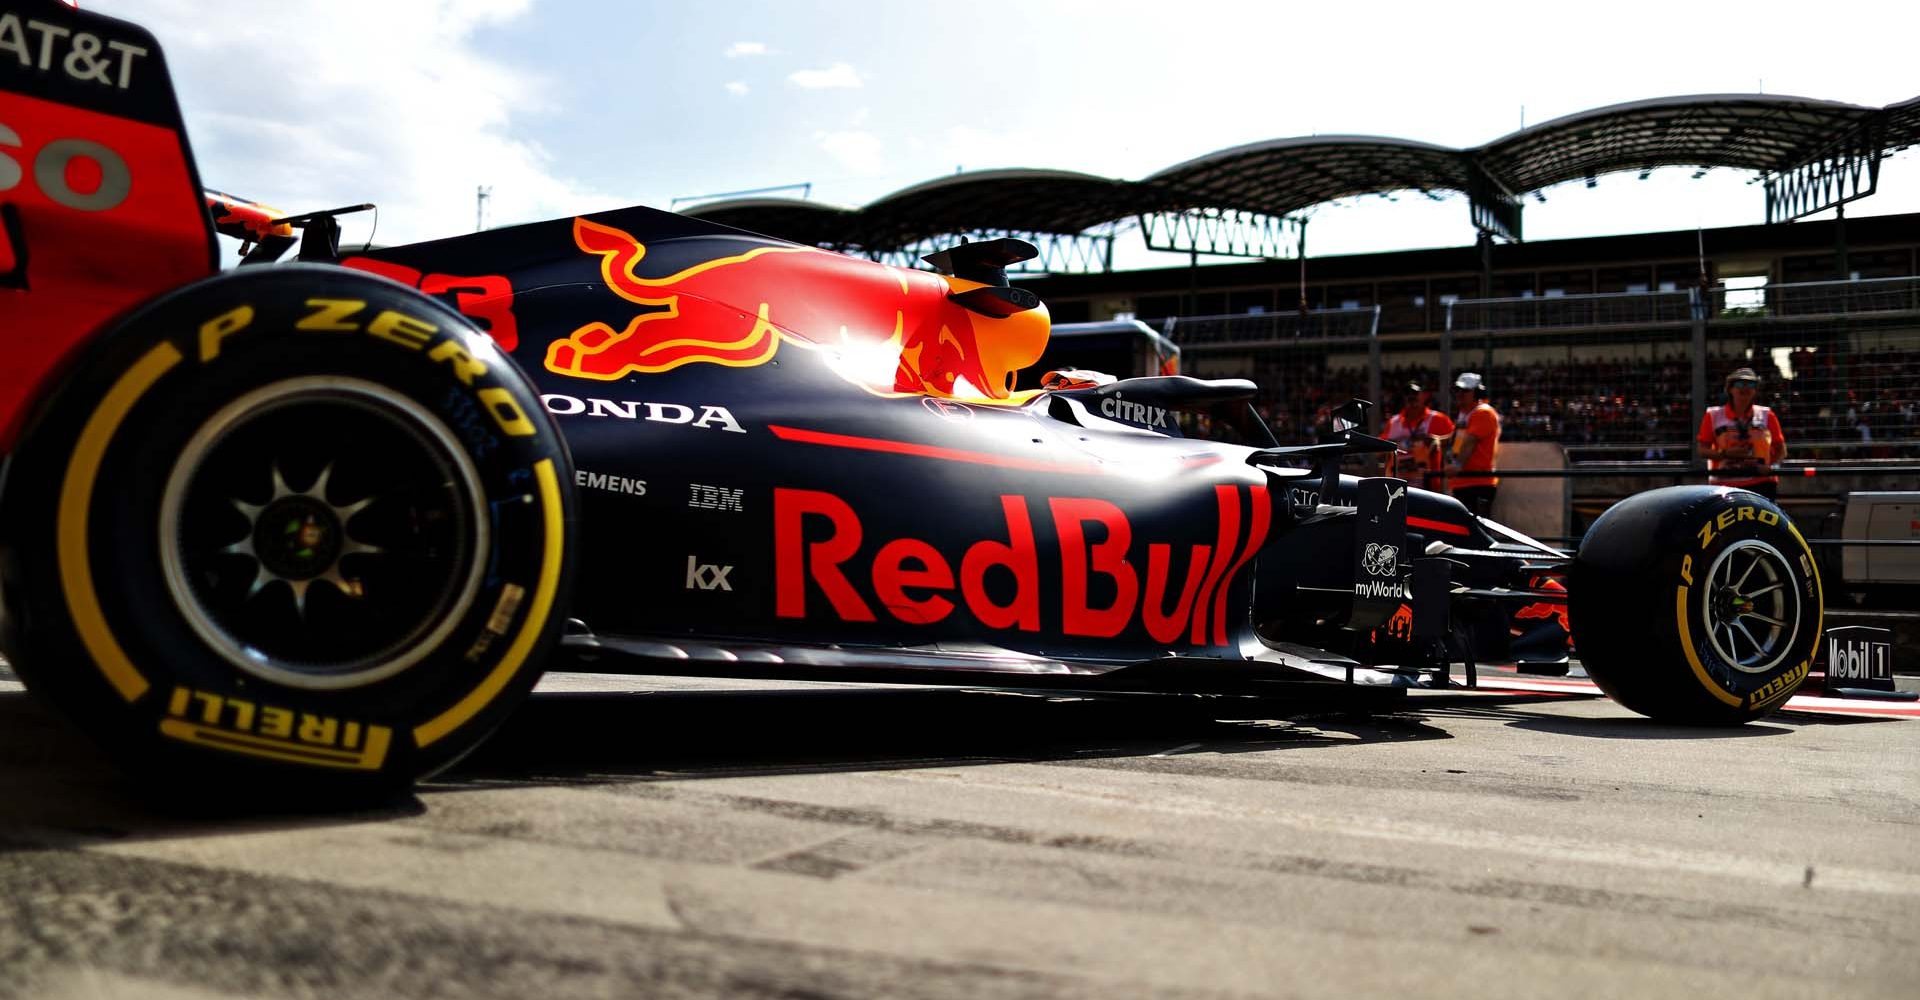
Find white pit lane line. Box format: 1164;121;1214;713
1450;667;1920;718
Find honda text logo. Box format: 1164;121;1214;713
541;394;745;433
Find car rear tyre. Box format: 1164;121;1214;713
1569;486;1820;723
0;265;575;798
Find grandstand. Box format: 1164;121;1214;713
682;90;1920;518
1022;212;1920;466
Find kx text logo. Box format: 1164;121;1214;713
686;557;734;591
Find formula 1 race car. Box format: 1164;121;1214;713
0;3;1826;794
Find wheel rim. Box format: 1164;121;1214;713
159;377;490;690
1700;538;1800;675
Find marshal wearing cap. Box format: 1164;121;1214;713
1699;365;1786;498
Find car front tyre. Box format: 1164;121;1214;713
0;265;575;799
1570;486;1821;724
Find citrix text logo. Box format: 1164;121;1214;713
686;557;733;591
541;394;745;433
774;485;1270;647
1099;393;1169;428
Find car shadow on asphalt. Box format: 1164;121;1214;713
1498;714;1796;739
435;684;1457;789
0;679;1612;836
0;690;426;851
1430;700;1905;737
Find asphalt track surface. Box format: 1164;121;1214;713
2;661;1916;1000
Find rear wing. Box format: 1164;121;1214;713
0;0;218;446
205;187;293;248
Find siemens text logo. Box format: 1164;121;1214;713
576;470;647;496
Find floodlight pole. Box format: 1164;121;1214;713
1187;248;1199;314
1690;286;1707;466
1834;200;1850;280
1478;231;1495;372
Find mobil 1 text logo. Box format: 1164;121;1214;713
1824;625;1893;688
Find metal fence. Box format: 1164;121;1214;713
1442;279;1920;454
1161;274;1920;468
1703;277;1920;462
1446;289;1696;332
1166;307;1382;444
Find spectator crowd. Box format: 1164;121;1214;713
1223;345;1920;457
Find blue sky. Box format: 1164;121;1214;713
102;0;1920;267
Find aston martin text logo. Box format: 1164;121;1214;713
686;557;733;591
1099;394;1169;429
774;484;1270;647
541;394;745;433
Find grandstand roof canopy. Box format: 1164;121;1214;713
682;93;1920;253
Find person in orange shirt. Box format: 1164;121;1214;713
1697;366;1787;501
1448;372;1501;517
1383;380;1455;491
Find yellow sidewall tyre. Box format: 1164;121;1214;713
1570;486;1820;724
0;265;575;799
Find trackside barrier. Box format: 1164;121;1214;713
1419;461;1919;545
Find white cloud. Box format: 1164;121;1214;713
724;41;767;57
816;130;885;175
108;0;616;251
724;80;750;97
788;62;863;90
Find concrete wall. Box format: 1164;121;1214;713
1490;442;1568;541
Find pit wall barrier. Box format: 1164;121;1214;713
1488;442;1567;541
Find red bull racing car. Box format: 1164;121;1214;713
0;3;1826;794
